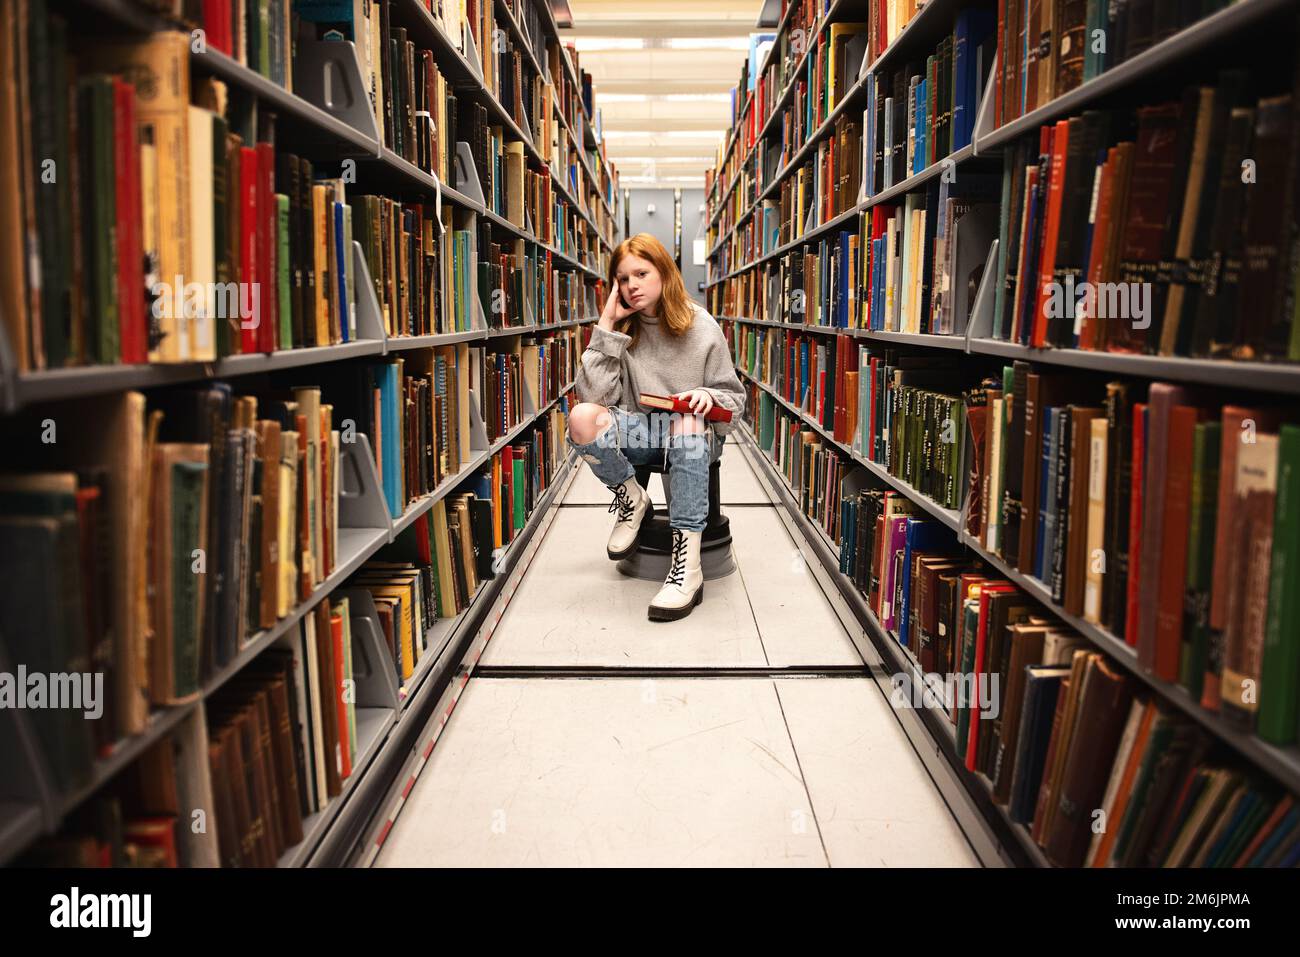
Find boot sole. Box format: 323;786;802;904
607;538;641;561
647;583;704;622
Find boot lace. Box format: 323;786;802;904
608;482;636;523
665;530;688;587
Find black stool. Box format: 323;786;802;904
616;444;737;582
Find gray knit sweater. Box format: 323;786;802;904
575;301;747;437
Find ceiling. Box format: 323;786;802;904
559;0;766;191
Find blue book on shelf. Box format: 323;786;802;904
883;97;894;190
918;80;929;175
952;12;971;150
864;72;877;197
1038;408;1062;581
799;342;809;406
873;236;885;330
1034;409;1055;581
838;231;852;327
898;518;950;647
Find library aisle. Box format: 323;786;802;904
373;437;979;867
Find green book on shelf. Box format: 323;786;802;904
277;193;292;350
1260;423;1300;744
1179;420;1220;698
258;0;272;78
953;597;980;761
512;455;525;530
172;458;208;701
79;73;119;365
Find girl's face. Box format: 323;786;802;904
615;254;662;314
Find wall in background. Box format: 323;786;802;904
624;188;708;307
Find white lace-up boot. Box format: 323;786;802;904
605;475;650;560
647;528;704;621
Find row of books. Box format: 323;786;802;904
968;369;1300;743
774;22;871;183
734;344;1300;747
312;331;578;520
744;397;1300;866
0;347;577;786
707;0;870;215
707;0;824;205
736;333;964;511
550;40;620;229
6;396;576;866
994;74;1300;362
0;381;341;788
0;9;608;372
707;0;962;229
994;0;1236;128
713;65;1300;358
863;9;996;195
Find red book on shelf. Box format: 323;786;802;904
239;146;259;354
256;141;277;353
967;583;1016;772
330;612;352;780
202;0;231;55
1124;402;1147;648
1032;120;1070;347
113;77;146;364
1079;148;1117;350
1153;404;1200;681
639;392;733;423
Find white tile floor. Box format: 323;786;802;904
374;437;981;867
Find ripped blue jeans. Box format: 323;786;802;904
567;406;714;532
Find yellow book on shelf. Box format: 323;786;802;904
430;496;459;618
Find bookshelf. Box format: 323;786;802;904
0;0;618;867
710;0;1300;868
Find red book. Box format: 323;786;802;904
1032;120;1070;346
1079;149;1116;351
1124;403;1147;648
320;409;332;576
967;583;1016;772
112;78;145;364
1154;406;1200;680
256;141;277;353
638;392;733;423
123;817;179;867
239;146;259;354
330;612;352;780
202;0;231;55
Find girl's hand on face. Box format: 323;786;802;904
599;287;637;329
674;389;714;417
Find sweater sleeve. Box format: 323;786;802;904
575;324;631;407
700;326;747;438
